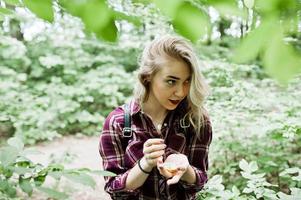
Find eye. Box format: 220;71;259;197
166;80;176;85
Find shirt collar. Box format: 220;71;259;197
127;98;188;117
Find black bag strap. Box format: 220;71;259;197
122;103;132;137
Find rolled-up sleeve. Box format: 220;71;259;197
180;166;208;192
98;110;139;198
180;115;213;193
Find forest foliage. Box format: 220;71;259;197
0;0;300;199
1;0;300;83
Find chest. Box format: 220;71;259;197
122;117;192;167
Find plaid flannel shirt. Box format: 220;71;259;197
99;99;212;200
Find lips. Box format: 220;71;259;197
169;99;180;105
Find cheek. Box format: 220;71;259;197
153;82;166;91
184;85;190;95
152;82;168;96
157;84;173;99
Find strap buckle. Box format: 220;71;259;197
122;127;132;137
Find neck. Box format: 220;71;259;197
141;99;168;123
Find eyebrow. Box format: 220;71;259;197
167;75;180;80
167;75;191;80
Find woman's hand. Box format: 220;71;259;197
157;153;189;185
142;138;166;169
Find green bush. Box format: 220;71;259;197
202;62;301;199
199;160;301;200
0;137;115;199
0;16;135;144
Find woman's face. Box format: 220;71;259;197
148;56;191;111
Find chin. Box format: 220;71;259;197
165;104;178;111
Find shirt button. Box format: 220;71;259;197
163;123;167;126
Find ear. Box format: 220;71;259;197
142;74;151;83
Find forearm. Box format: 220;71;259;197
180;165;196;184
125;157;153;190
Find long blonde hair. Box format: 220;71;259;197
134;35;209;135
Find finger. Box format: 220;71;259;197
157;156;163;164
177;167;187;172
145;138;164;147
167;174;182;185
144;144;166;154
157;165;173;178
147;150;165;159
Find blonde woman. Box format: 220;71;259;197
99;35;212;200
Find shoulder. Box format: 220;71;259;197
201;110;212;145
202;110;211;127
102;105;125;131
100;105;126;147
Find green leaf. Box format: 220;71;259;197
253;173;265;179
91;170;116;177
76;168;91;172
172;2;209;42
7;137;24;151
0;14;4;21
0;7;13;15
37;187;68;200
232;185;240;195
113;11;142;27
241;171;253;179
48;171;63;180
291;188;301;197
4;0;21;5
263;30;301;84
47;163;64;172
7;186;17;197
209;1;247;18
207;175;223;185
60;0;117;42
233;19;274;63
23;0;54;22
285;167;300;174
0;146;19;167
96;17;118;42
254;0;277;13
2;166;13;178
64;172;96;188
11;166;32;174
154;0;183;18
0;179;17;197
239;159;249;172
243;0;254;9
19;177;33;196
132;0;151;5
0;179;8;191
81;1;110;33
249;161;258;172
34;174;47;187
243;187;253;194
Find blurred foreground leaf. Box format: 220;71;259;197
37;187;68;200
23;0;54;22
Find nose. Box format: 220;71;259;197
174;85;186;98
